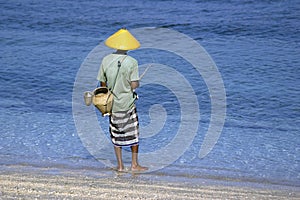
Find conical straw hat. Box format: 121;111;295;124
105;28;140;50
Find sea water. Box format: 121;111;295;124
0;0;299;189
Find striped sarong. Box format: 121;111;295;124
109;106;139;147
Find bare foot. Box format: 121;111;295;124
131;165;148;172
116;165;125;172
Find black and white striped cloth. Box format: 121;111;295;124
109;106;139;147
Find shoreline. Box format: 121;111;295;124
1;170;299;199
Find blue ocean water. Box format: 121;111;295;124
1;0;299;189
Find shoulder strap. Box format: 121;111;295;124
110;55;127;94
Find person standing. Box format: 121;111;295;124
97;28;148;172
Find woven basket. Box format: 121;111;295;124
92;87;113;115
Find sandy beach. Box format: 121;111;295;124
1;170;299;200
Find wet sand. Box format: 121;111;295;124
0;171;299;200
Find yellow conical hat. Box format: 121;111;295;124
105;28;140;50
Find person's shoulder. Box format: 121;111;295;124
126;55;136;61
101;53;118;65
103;53;115;60
126;55;138;64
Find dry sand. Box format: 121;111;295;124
0;171;299;200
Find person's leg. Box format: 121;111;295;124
131;145;148;171
114;146;124;171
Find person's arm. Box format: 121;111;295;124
131;81;139;89
97;61;107;87
101;81;107;87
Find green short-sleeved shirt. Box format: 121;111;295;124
97;53;139;112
